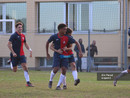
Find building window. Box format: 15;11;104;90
38;2;66;33
68;1;120;33
92;1;120;32
68;3;89;32
0;57;10;67
0;3;26;34
37;1;120;34
94;57;118;66
38;57;53;67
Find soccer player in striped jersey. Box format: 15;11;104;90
50;28;80;89
46;23;83;90
7;22;34;87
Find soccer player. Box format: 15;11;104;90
50;28;80;89
46;23;83;90
7;22;34;87
113;39;130;86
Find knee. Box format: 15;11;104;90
53;67;59;74
71;63;76;71
128;69;130;73
62;71;66;75
61;67;67;75
22;65;28;71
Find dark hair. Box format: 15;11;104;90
66;28;73;35
15;22;23;28
58;23;67;30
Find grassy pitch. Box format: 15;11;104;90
0;70;130;98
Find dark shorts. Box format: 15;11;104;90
53;54;69;69
11;55;26;67
68;55;75;64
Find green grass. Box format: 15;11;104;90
0;70;130;98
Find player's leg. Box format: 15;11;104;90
113;69;128;86
20;56;33;87
48;67;59;88
11;56;18;72
10;62;13;70
48;56;60;88
21;63;34;87
13;66;17;72
70;55;80;86
70;62;80;86
7;58;13;70
61;68;67;89
56;66;67;90
50;67;59;81
56;58;68;90
62;75;67;89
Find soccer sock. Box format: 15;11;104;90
72;70;78;80
57;74;65;87
62;74;66;86
50;70;55;81
24;71;30;83
115;70;128;81
10;62;13;70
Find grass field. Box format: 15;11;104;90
0;70;130;98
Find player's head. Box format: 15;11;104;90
15;22;23;33
58;23;67;36
66;28;73;36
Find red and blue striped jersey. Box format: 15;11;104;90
9;32;26;56
48;33;76;56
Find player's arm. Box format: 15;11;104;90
50;43;63;54
63;44;72;51
7;41;17;57
46;41;51;60
24;42;32;57
50;43;57;52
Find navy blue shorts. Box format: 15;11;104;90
11;55;26;67
53;54;69;69
68;55;75;64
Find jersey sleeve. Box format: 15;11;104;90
68;36;76;44
48;35;54;43
9;34;15;43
